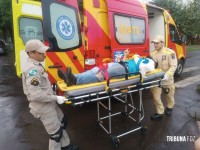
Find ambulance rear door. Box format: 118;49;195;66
163;10;186;76
41;0;82;51
41;0;85;82
12;0;42;77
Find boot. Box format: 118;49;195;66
151;113;163;120
61;144;79;150
165;108;173;116
57;68;76;86
57;69;67;81
65;67;77;86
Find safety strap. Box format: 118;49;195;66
98;63;110;87
135;58;143;72
49;127;63;143
119;61;129;80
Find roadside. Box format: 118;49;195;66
179;47;200;137
186;45;200;52
196;85;200;93
186;45;200;93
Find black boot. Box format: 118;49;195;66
65;67;77;86
61;144;79;150
165;108;173;116
151;113;163;120
57;69;67;81
57;68;76;86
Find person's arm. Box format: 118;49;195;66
165;51;177;77
123;48;130;61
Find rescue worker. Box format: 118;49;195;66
22;39;79;150
150;35;177;120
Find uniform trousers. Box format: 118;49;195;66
150;83;175;114
31;104;70;150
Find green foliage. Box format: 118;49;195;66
150;0;200;39
186;45;200;52
0;0;12;26
0;0;12;39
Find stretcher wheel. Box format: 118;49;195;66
141;126;147;136
112;136;120;149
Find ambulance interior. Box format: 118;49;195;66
147;7;165;52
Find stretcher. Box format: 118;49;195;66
56;69;165;148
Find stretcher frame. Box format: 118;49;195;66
56;69;165;148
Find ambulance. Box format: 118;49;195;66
12;0;186;84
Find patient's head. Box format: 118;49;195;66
146;56;158;68
132;55;156;78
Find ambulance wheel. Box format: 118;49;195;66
141;126;147;136
175;59;184;76
112;136;120;149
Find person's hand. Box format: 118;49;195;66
56;96;67;104
162;73;169;81
124;48;130;57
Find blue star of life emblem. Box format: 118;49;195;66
56;16;75;40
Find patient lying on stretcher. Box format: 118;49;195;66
58;49;158;86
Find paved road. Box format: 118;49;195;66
0;51;200;150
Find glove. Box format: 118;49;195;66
162;73;169;81
56;96;67;104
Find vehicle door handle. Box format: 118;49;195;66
48;65;62;69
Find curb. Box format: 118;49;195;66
197;121;200;133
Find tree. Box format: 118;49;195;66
150;0;200;44
0;0;12;42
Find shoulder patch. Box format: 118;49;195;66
30;78;39;86
162;55;167;60
29;69;38;76
151;50;157;54
171;53;176;59
163;50;171;55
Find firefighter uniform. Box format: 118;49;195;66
22;58;70;150
21;39;79;150
150;47;177;115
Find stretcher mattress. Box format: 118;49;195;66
57;69;165;97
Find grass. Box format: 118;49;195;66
186;45;200;52
196;84;200;94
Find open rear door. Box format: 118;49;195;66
12;0;42;77
41;0;85;83
41;0;82;51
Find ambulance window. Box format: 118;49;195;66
49;3;81;51
114;15;145;44
19;18;43;44
169;24;180;44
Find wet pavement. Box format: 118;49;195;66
0;51;200;150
